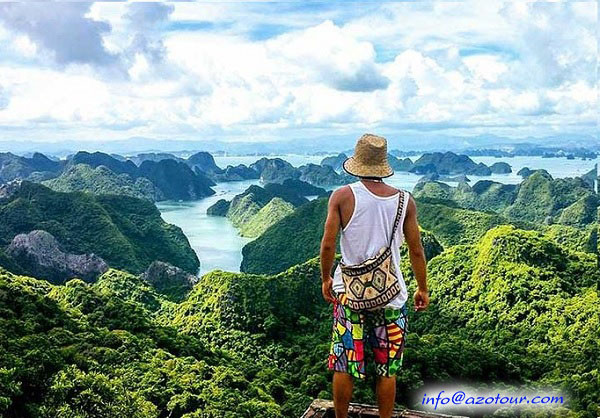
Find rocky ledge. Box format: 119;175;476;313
6;230;108;283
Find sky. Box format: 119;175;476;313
0;1;597;146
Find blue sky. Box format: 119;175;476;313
0;1;596;145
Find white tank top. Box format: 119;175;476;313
332;181;409;309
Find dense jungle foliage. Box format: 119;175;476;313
1;224;598;417
241;195;539;275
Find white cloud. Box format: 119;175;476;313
462;55;508;84
0;1;595;143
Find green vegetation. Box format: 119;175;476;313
320;153;347;171
415;225;600;416
241;195;530;274
66;152;215;201
264;179;327;202
0;182;199;274
2;152;598;416
206;199;230;216
297;164;351;187
542;223;598;254
44;164;162;201
208;184;309;239
2;224;599;417
227;187;275;228
0;152;62;183
250;158;299;184
138;159;215;201
557;195;599;226
70;151;139;176
413;180;517;212
414;171;598;228
415;197;534;247
489;161;512;173
0;267;280;417
241;197;330;274
240;198;295;238
506;170;593;224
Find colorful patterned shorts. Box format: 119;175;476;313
328;294;408;379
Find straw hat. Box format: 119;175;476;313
342;133;394;178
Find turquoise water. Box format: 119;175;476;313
157;180;259;275
467;156;598;185
160;154;598;274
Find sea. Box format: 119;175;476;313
157;154;599;276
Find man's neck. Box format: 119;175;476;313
360;178;384;184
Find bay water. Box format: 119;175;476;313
159;154;599;275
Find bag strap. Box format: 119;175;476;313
388;190;405;247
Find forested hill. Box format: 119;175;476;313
43;164;163;201
1;224;598;417
58;152;216;201
0;181;199;276
413;169;599;226
241;195;536;275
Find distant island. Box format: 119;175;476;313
0;151;216;202
413;168;598;226
321;151;513;177
207;180;327;238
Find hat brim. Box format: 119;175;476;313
342;157;394;178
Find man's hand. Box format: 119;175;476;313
413;288;429;311
322;276;335;304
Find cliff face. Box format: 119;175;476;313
320;153;347;172
252;157;300;184
6;230;108;284
213;164;260;182
186;151;223;176
298;163;352;187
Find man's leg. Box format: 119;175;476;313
332;372;353;418
376;376;396;418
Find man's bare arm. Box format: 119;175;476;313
403;194;429;310
320;189;342;303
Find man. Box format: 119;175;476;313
320;133;429;418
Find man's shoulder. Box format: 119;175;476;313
331;184;353;199
327;185;353;207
